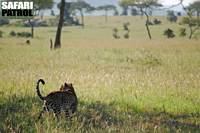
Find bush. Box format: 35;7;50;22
9;31;31;38
113;28;120;39
143;54;162;66
123;22;130;31
131;8;138;16
179;28;187;37
163;28;175;38
17;32;32;38
167;10;177;23
153;18;161;25
0;30;3;37
124;31;130;39
9;31;17;37
0;18;9;26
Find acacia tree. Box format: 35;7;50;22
180;11;200;39
71;0;94;28
119;2;128;16
119;0;162;40
188;1;200;19
54;0;65;49
179;0;200;39
97;5;117;22
23;0;53;38
167;10;177;23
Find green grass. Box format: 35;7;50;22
0;16;200;132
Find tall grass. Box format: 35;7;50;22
0;16;200;132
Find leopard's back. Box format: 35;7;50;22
36;79;78;119
44;91;78;116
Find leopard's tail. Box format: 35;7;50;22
36;79;46;100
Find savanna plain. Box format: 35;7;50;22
0;16;200;132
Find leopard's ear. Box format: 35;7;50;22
64;83;67;86
69;83;73;87
60;84;64;90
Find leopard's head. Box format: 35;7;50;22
60;82;76;94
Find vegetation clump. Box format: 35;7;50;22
113;28;120;39
0;18;9;26
179;28;187;37
17;32;32;38
153;18;162;25
0;30;3;38
124;31;130;39
123;22;130;39
9;31;17;37
167;10;177;23
123;22;130;31
163;28;175;38
140;54;162;67
180;11;200;39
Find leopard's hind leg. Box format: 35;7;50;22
38;107;47;120
65;109;73;120
53;108;61;120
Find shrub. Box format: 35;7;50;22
123;22;130;31
17;32;32;38
179;28;187;37
9;31;17;37
131;8;138;16
163;28;175;38
26;40;30;45
153;18;161;25
124;32;130;39
0;30;3;37
143;54;162;66
167;10;177;23
0;18;9;26
113;28;120;39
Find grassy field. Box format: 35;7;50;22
0;16;200;132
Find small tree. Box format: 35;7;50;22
57;2;74;25
188;1;200;19
177;12;182;16
119;0;162;40
119;3;128;16
97;5;117;22
114;9;119;16
71;0;94;28
51;10;55;16
0;30;3;38
131;7;138;16
113;28;120;39
123;22;130;31
20;0;53;38
180;11;200;39
179;28;187;37
0;18;9;26
124;30;130;39
163;28;175;38
34;0;54;14
167;10;177;23
153;18;161;25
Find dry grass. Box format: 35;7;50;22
0;16;200;132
